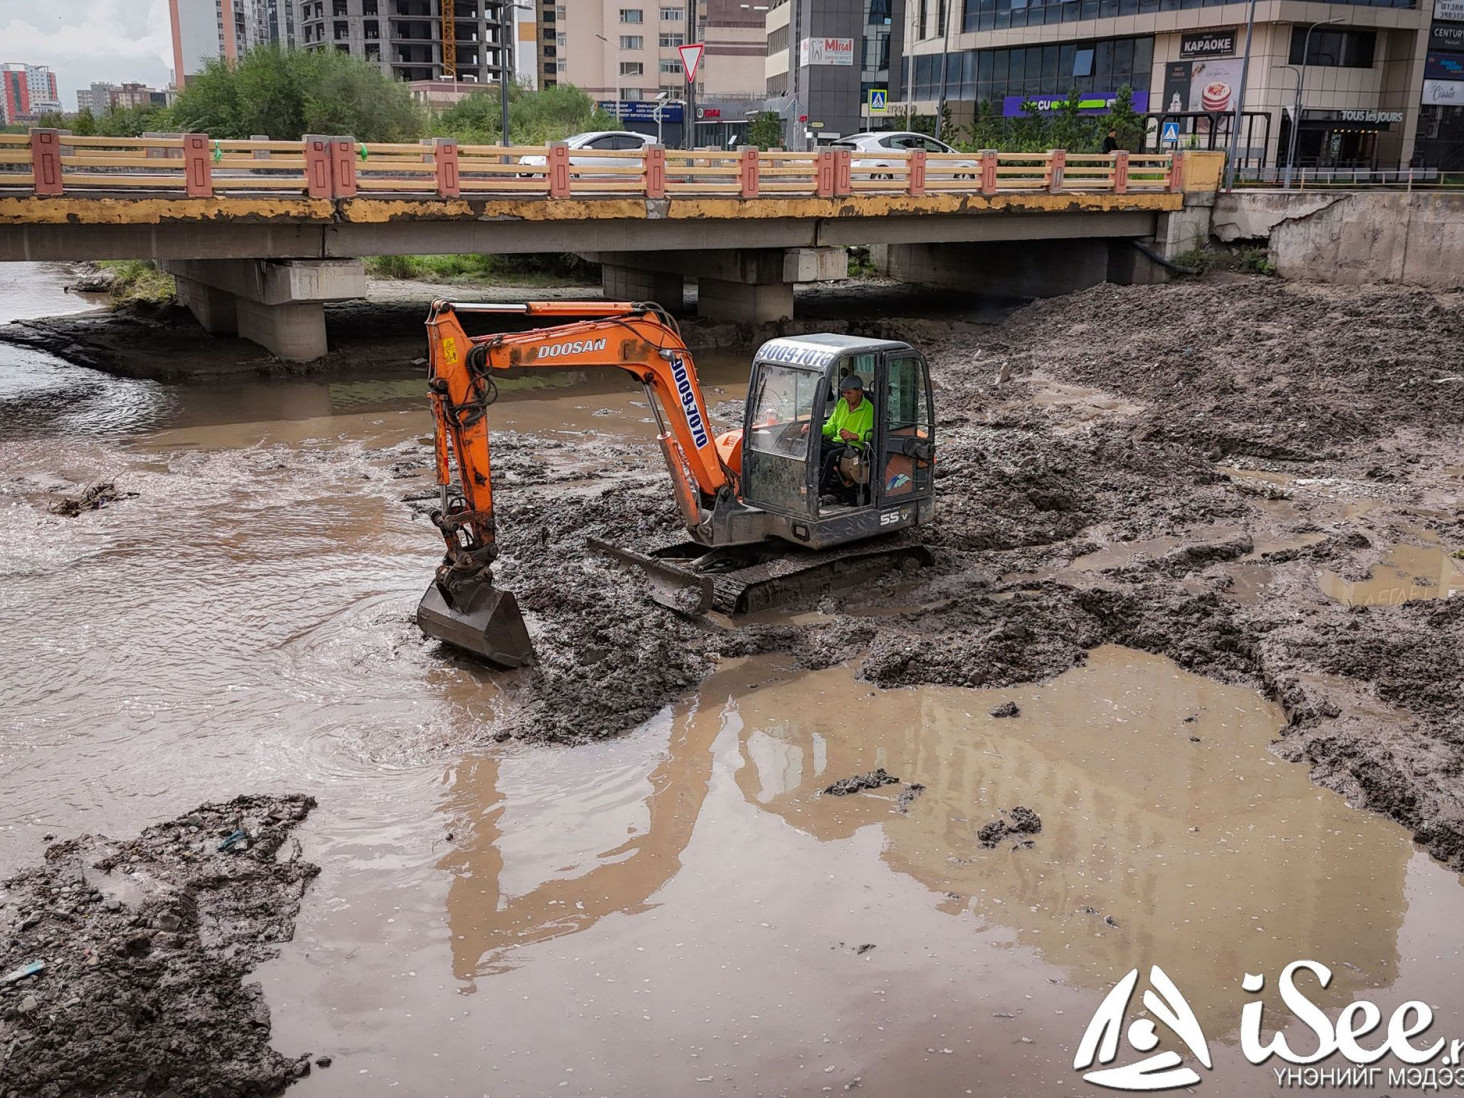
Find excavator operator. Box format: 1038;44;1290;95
802;373;874;504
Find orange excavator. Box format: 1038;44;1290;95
417;299;937;666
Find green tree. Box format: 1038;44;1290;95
34;110;65;130
72;109;97;136
167;45;424;140
745;110;784;150
1106;85;1145;153
431;83;615;145
95;103;165;137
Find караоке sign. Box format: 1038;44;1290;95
1179;29;1237;58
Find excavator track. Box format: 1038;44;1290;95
588;533;933;617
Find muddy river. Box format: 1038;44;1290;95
3;263;1464;1096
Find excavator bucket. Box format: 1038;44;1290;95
416;581;536;668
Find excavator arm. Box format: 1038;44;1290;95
417;299;732;666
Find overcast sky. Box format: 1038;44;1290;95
1;1;175;108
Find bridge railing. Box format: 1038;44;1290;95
0;130;1181;199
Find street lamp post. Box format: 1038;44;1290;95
1284;17;1344;188
935;0;953;141
594;32;623;124
497;1;532;146
1222;0;1257;192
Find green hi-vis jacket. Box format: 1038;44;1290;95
822;395;874;444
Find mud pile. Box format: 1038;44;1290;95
477;276;1464;870
0;795;320;1097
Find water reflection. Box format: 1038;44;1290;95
435;646;1462;1043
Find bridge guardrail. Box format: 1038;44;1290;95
0;130;1181;200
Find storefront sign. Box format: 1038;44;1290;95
798;37;854;66
1179;29;1237;58
1303;108;1404;124
1425;51;1464;79
596;100;685;121
1000;90;1149;117
1423;78;1463;103
1437;0;1464;22
1186;57;1244;113
1430;21;1464;49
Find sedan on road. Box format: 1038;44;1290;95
830;132;979;179
518;131;659;177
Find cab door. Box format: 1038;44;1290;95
876;352;935;507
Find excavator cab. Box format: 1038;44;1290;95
740;335;936;549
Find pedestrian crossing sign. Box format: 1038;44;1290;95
868;88;888;114
1161;120;1181;144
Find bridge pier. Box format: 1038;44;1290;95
160;258;367;362
875;239;1129;298
585;248;846;324
600;263;684;309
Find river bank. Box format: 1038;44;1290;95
3;265;1463;1095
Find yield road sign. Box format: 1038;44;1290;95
678;43;705;83
868;88;888;113
1161;120;1181;144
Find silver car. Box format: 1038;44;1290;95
831;131;979;178
519;130;659;176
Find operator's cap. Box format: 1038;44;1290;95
839;374;864;392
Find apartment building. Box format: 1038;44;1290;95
899;0;1449;171
169;0;243;83
0;64;62;125
298;0;514;86
554;2;765;135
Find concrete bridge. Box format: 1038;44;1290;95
0;131;1223;360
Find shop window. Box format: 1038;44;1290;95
1289;27;1376;67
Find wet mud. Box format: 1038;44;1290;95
440;278;1464;872
0;795;319;1098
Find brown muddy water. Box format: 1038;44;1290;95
4;264;1464;1096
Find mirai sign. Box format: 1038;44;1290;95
799;36;855;66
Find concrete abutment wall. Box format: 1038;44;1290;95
1212;192;1464;289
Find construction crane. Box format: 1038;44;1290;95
441;0;457;79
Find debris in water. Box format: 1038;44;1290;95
49;481;135;517
0;960;44;986
989;701;1021;718
978;806;1043;847
823;768;900;796
854;943;876;955
895;783;926;813
217;827;247;852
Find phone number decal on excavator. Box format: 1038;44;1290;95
671;353;710;449
535;337;610;359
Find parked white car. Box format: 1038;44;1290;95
518;131;659;176
830;132;979;178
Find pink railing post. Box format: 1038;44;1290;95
330;137;357;197
304;135;333;198
737;146;760;198
1113;150;1129;194
816;149;835;197
644;143;666;199
832;147;851;196
907;148;927;196
546;142;571;198
30;128;62;196
182;133;213;197
1168;151;1185;193
980;149;997;195
428;137;460;197
1048;149;1066;193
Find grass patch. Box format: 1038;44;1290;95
846;246;878;279
363;253;597;287
1172;240;1276;276
99;260;176;310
